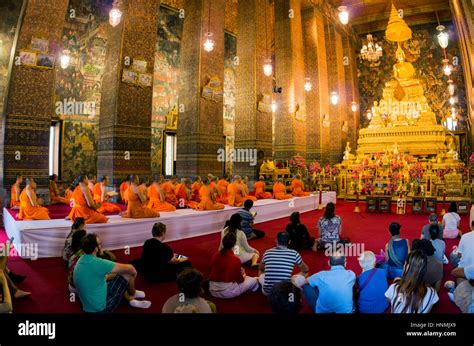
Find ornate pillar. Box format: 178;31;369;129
234;0;273;180
177;0;225;177
342;36;360;149
273;0;307;160
97;0;160;186
3;0;68;201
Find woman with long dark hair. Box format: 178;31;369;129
285;211;314;251
385;250;439;313
316;202;345;249
442;202;462;239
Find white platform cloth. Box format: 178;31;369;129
3;192;336;259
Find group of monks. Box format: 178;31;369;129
11;173;310;225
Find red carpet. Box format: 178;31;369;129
1;200;469;314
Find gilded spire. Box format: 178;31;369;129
385;3;412;42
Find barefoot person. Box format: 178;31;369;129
122;175;160;219
10;175;22;210
273;179;292;200
93;175;122;214
175;178;199;209
18;178;50;220
147;175;176;212
191;176;202;203
119;175;131;205
290;174;310;197
69;175;108;224
254;176;273;199
161;176;179;207
196;178;225;211
50;174;69;204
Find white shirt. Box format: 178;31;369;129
385;283;438;313
459;231;474;268
443;212;460;231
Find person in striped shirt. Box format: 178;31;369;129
258;232;309;296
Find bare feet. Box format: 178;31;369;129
14;290;31;299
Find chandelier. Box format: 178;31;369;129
360;34;383;63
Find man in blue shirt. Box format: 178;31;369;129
303;253;355;313
238;199;265;240
74;234;152;313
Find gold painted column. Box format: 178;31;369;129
342;36;360;149
234;0;273;179
3;0;68;199
274;0;307;160
97;0;160;186
177;0;225;177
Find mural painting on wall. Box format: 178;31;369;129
54;0;111;181
0;0;24;116
224;32;236;176
151;5;183;174
62;121;97;182
357;22;467;130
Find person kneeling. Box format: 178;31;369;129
136;222;191;282
209;233;259;299
73;234;151;313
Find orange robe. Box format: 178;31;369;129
290;179;310;197
191;182;202;202
210;182;228;204
254;181;273;199
147;184;176;212
10;185;20;209
242;183;257;202
50;181;69;204
175;183;199;209
93;183;122;214
18;188;50;220
68;186;107;224
65;189;74;203
120;182;130;204
123;186;160;219
228;182;255;207
196;186;224;211
273;183;292;200
161;182;178;206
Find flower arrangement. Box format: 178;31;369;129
387;182;398;193
289;155;307;176
436;168;446;179
390;162;403;171
455;163;465;174
363;182;374;193
409;163;424;180
470;153;474;165
309;162;322;175
276;161;284;169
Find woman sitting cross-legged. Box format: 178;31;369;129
162;268;216;313
135;222;191;283
219;214;260;267
315;202;348;250
411;239;443;292
442;202;463;239
209;232;259;299
385;250;439;313
285;211;315;251
380;222;410;279
0;255;31;313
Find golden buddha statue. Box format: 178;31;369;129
343;141;355;161
368;101;385;128
260;159;276;174
393;45;415;82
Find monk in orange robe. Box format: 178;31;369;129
161;176;179;207
147;176;176;212
273;179;293;200
10;175;22;209
64;184;75;203
210;176;228;204
93;175;122;214
122;175;160;219
87;174;96;192
18;178;50;220
228;176;255;207
254;176;273;199
242;176;257;202
290;174;310;197
175;178;199;209
49;174;69;204
119;176;131;204
68;175;108;224
217;176;229;199
196;179;225;211
191;176;202;202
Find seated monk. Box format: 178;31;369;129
161;176;179;207
87;174;96;192
191;176;202;202
175;178;199;209
49;174;69;205
228;176;254;207
68;175;107;224
242;176;257;202
64;183;75;204
196;178;225;211
254;176;273;199
93;175;122;214
122;175;160;219
10;175;22;210
290;174;310;197
119;176;131;204
217;176;229;198
210;176;228;204
18;178;50;220
147;175;176;212
273;179;293;200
